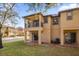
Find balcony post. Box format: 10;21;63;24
24;29;26;42
39;14;42;27
38;30;41;45
60;29;64;46
38;14;42;45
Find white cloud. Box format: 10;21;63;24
58;4;79;11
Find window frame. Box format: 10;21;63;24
33;20;39;27
52;17;59;25
67;11;73;20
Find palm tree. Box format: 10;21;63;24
0;3;19;48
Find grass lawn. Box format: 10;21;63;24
0;41;79;56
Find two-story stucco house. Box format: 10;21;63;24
23;8;79;46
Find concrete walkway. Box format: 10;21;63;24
2;36;24;43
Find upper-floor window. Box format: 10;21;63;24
33;20;39;27
52;17;59;25
67;11;73;20
44;17;48;23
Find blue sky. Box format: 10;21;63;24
15;3;79;28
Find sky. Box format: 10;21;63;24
14;3;79;28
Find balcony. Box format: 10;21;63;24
25;20;43;31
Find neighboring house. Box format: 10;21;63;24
16;27;24;36
23;8;79;46
2;26;24;37
2;26;16;37
2;26;9;37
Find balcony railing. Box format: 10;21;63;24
28;23;39;28
25;22;43;28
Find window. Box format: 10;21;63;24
67;11;73;20
65;32;76;44
53;17;59;25
44;17;48;23
33;20;39;27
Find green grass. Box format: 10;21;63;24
0;40;79;56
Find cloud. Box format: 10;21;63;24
58;4;79;11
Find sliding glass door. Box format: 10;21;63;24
65;32;76;44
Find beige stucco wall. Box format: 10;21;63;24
41;16;52;43
77;30;79;45
51;25;60;40
51;16;60;43
60;9;79;45
24;13;43;44
24;9;79;45
60;9;79;30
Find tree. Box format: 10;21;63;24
0;3;18;48
25;3;57;13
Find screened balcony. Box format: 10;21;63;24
25;20;43;28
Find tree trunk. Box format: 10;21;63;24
0;27;3;49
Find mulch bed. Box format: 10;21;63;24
26;42;79;48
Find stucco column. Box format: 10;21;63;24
38;30;41;45
26;31;32;42
39;14;42;27
60;29;64;45
24;30;27;42
38;14;42;45
77;30;79;45
48;16;52;44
